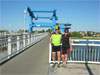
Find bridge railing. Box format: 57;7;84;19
69;44;100;64
49;43;100;64
0;33;48;64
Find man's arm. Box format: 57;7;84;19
69;37;73;51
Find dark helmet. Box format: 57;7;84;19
64;28;69;33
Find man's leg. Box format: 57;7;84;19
61;54;65;64
57;51;61;67
52;52;56;63
62;47;67;64
66;48;71;59
51;52;56;68
62;50;67;68
65;48;71;63
57;51;60;63
65;54;68;64
62;50;66;64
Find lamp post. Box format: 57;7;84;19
24;9;27;33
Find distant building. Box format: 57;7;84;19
79;31;98;37
80;31;86;36
96;33;100;37
0;30;9;36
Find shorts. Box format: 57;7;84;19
52;46;61;52
62;46;70;54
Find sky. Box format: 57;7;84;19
0;0;100;32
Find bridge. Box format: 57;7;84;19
0;33;100;75
0;7;100;75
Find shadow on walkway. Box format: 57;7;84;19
85;62;94;75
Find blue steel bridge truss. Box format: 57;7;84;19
26;7;71;33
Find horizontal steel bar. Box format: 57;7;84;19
32;11;53;13
72;39;100;42
49;61;100;64
72;43;100;46
37;17;50;19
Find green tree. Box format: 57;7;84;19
71;32;82;38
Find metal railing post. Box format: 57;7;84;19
36;34;37;40
33;34;35;42
49;43;52;63
8;36;11;58
27;34;30;45
17;35;20;52
23;34;26;47
31;34;33;43
0;33;48;64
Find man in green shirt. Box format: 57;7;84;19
50;29;61;67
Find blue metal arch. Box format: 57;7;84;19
27;7;57;32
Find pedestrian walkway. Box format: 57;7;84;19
0;36;49;75
0;35;100;75
48;63;100;75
